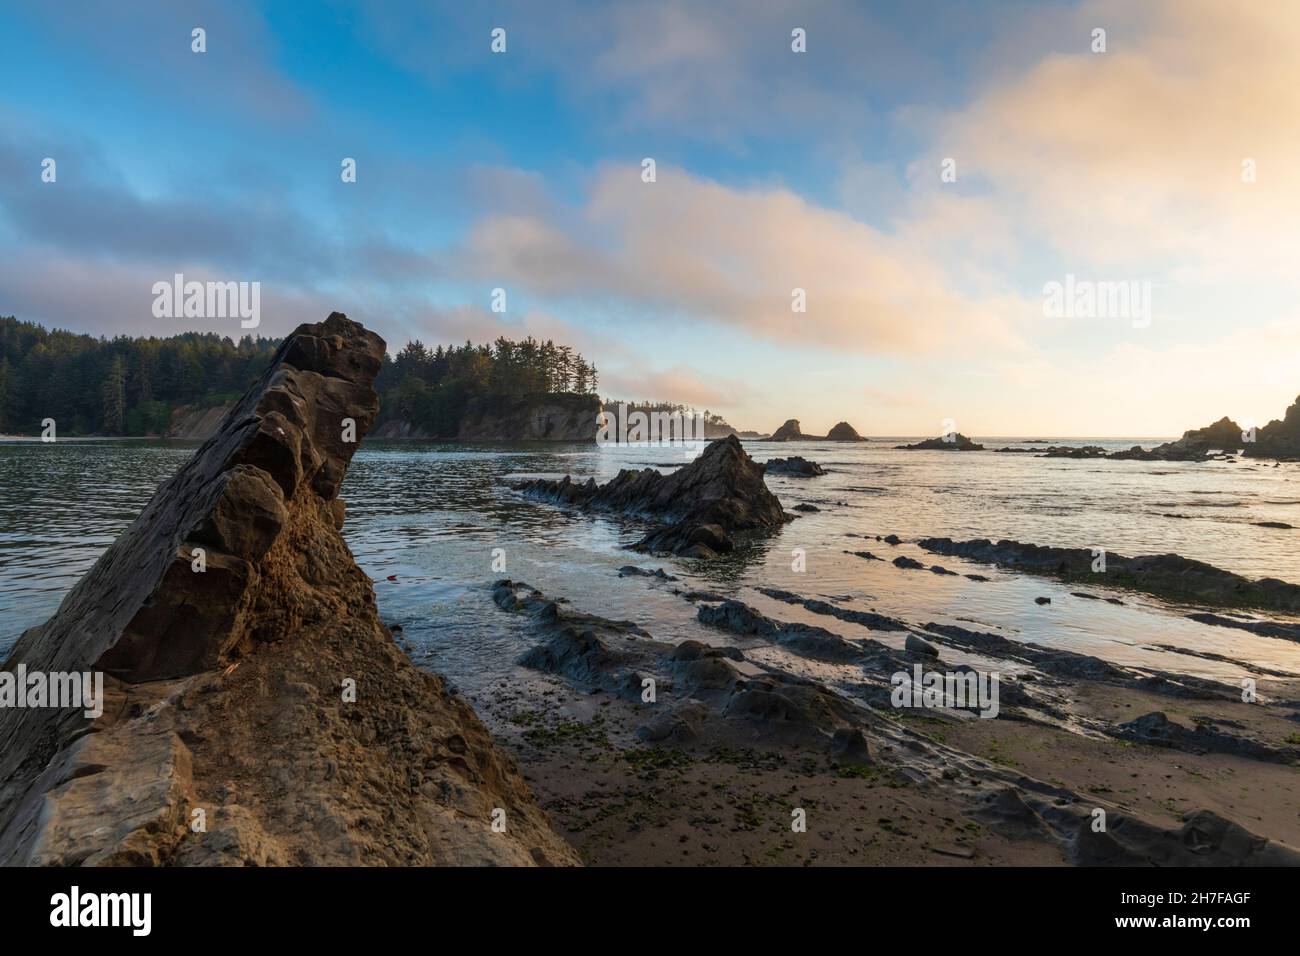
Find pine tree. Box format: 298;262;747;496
101;355;127;435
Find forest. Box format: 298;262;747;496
373;337;599;436
0;317;600;437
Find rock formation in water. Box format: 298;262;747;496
763;419;866;442
918;537;1300;613
825;421;866;441
764;456;826;477
897;433;985;451
766;419;804;441
509;434;789;557
0;312;577;867
1245;394;1300;459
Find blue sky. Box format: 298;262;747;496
3;0;1299;435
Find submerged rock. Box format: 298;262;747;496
510;435;789;557
0;314;577;867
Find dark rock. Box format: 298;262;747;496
510;435;789;558
829;727;873;764
893;556;926;570
897;433;984;451
1035;596;1051;605
764;456;826;477
825;422;866;441
792;503;821;512
618;566;679;581
905;634;940;657
1187;611;1300;644
696;601;864;663
918;536;1300;613
767;419;804;441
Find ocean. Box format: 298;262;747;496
4;436;1300;703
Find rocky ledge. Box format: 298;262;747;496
509;434;789;557
0;313;576;867
918;537;1300;614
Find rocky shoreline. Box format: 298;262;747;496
491;435;1300;865
477;569;1300;865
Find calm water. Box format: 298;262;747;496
4;437;1300;696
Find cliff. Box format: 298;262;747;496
166;402;232;439
372;393;600;441
0;312;577;866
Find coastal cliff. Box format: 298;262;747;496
0;313;577;866
371;393;600;441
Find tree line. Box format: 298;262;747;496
0;316;281;435
375;337;599;436
0;317;601;437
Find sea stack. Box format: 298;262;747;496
767;419;804;441
0;313;577;866
825;422;865;441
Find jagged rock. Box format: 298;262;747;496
764;456;826;477
510;435;789;557
1246;394;1300;459
0;314;577;867
919;536;1300;613
897;433;984;451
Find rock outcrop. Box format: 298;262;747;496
918;537;1300;613
766;419;804;441
764;456;826;477
166;402;232;439
1246;394;1300;459
0;312;577;867
825;421;866;441
509;434;789;557
898;433;984;451
372;393;600;442
763;419;866;441
457;393;600;441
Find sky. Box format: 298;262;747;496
2;0;1299;437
